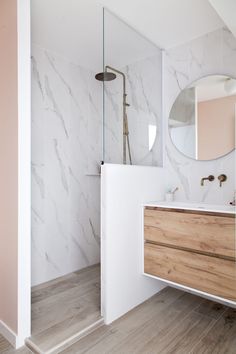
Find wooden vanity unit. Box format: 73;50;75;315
143;205;236;302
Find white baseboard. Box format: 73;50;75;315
0;320;19;349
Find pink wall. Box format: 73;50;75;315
0;0;18;333
198;95;236;160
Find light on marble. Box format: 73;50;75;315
31;44;102;286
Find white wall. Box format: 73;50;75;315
31;44;102;286
101;164;166;324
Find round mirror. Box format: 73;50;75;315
168;75;236;160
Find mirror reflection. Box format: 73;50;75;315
169;75;236;160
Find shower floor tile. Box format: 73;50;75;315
28;264;101;353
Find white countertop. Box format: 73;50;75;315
144;201;236;215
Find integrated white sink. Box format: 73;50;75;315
144;201;236;214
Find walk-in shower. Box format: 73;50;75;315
95;65;132;165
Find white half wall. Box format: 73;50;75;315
101;163;166;324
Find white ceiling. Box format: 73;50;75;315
208;0;236;38
31;0;228;72
31;0;103;71
100;0;224;49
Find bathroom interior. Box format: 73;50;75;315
29;3;165;351
0;0;235;353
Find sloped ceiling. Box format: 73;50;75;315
100;0;224;49
208;0;236;38
31;0;226;71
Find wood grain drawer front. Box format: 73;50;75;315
144;208;235;260
144;243;236;302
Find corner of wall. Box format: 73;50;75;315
16;0;31;346
0;320;19;349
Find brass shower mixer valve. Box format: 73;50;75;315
218;174;227;187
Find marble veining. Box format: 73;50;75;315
45;75;69;138
53;139;69;193
104;51;163;166
164;27;236;205
32;56;45;100
32;163;45;199
31;27;236;286
31;44;102;286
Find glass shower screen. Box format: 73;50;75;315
100;8;163;167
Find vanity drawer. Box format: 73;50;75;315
144;208;235;259
144;242;236;301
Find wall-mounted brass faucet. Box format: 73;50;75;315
200;175;215;186
218;174;227;187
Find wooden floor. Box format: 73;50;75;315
28;264;101;352
61;287;236;354
1;285;236;353
0;335;31;354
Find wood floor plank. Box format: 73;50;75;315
108;293;206;354
3;347;33;354
62;290;204;354
0;335;32;354
60;287;184;354
30;307;101;352
0;334;11;352
135;311;214;354
24;268;236;354
32;264;100;304
32;278;100;335
112;287;185;334
60;324;121;354
191;307;236;354
29;264;101;353
61;288;236;354
194;298;228;319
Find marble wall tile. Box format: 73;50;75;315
164;27;236;204
104;50;163;166
31;44;102;286
32;26;236;286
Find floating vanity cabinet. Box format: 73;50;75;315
143;206;236;302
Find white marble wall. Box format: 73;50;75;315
104;52;163;166
164;27;236;204
31;44;102;286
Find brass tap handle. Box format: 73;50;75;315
218;174;227;187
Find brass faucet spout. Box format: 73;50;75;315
200;175;215;186
200;178;206;186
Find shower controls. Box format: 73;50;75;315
218;174;227;187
